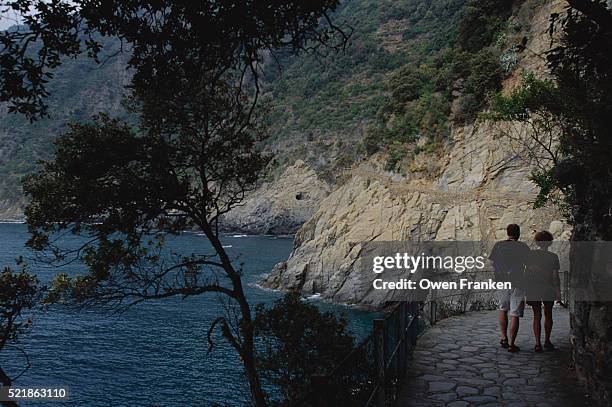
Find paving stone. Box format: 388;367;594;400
456;385;478;397
499;359;524;366
436;363;456;370
503;377;527;386
438;352;460;359
457;357;486;364
503;392;522;400
521;389;546;396
432;343;461;351
429;392;457;402
482;386;501;397
447;402;469;407
472;362;495;369
462;395;498;403
428;381;455;392
499;372;519;379
455;378;495;386
421;374;446;382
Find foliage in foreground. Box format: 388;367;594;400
489;3;612;239
2;2;349;406
0;266;40;394
254;293;355;405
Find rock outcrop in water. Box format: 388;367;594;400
0;198;23;222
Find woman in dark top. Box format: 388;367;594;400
526;231;561;352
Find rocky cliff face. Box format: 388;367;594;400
263;122;571;305
0;198;23;221
221;160;330;234
263;0;570;306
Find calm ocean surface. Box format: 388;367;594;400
0;223;377;406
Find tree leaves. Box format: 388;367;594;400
253;293;355;404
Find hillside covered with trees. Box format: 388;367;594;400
0;0;537;218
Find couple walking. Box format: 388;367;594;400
489;224;562;353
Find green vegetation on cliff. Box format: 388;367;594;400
265;0;530;176
0;36;129;208
266;0;465;134
0;0;534;211
263;0;468;177
365;0;519;172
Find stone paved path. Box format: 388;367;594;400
397;308;589;406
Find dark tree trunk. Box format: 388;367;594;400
204;225;267;406
241;335;267;407
235;284;267;407
0;366;18;407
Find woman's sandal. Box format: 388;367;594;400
534;344;543;353
500;338;509;349
544;342;555;351
508;344;520;353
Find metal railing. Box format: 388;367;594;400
295;301;419;407
423;269;571;325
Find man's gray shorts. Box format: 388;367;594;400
497;288;525;317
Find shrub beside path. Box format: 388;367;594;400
396;308;589;406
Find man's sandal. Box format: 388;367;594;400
544;342;555;351
500;338;509;349
534;344;543;353
508;344;520;353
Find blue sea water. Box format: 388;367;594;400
0;223;376;406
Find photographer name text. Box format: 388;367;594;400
372;278;511;290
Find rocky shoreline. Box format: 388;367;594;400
219;160;330;235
